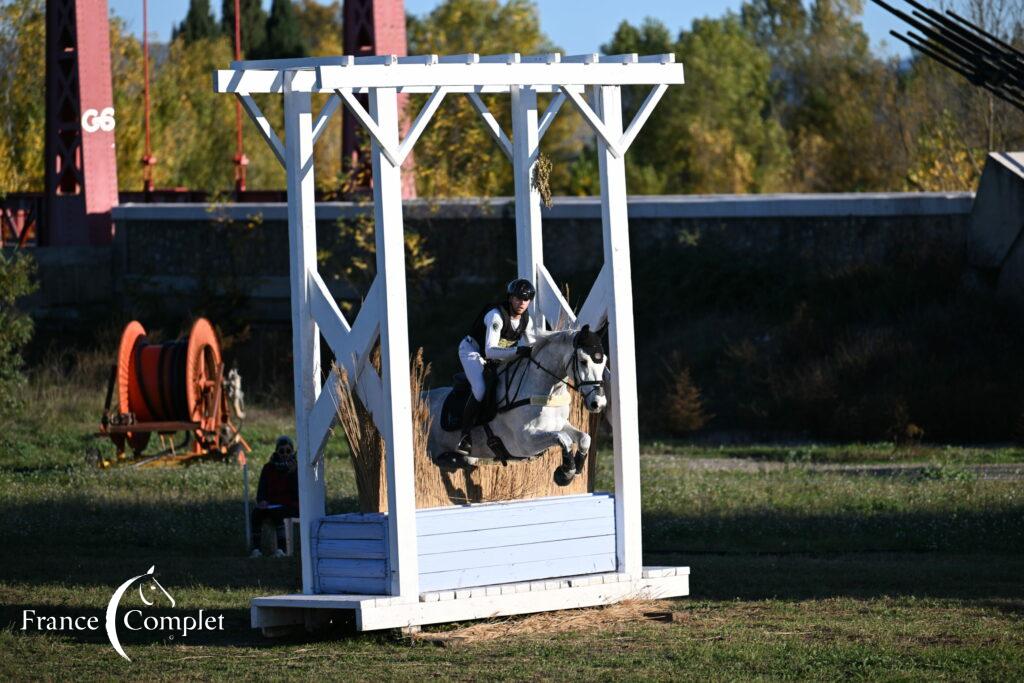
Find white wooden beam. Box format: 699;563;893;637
282;75;326;594
336;89;401;166
592;85;642;579
536;91;565;142
536;263;574;327
236;94;286;167
467;93;513;161
618;84;669;154
511;85;545;329
559;86;624;158
369;86;420;600
214;61;686;94
311;93;341;145
396;86;449;165
576;263;610;330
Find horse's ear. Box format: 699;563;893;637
581;324;590;333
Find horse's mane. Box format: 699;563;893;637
531;328;576;350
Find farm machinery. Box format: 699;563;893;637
90;318;251;468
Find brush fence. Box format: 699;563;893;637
313;494;614;594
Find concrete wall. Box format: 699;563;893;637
16;192;973;360
96;192;971;322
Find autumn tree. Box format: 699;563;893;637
221;0;267;56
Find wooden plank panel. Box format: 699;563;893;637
318;521;386;541
419;535;615;574
419;553;616;592
318;558;387;579
318;576;388;595
419;516;614;555
316;539;386;560
416;494;612;536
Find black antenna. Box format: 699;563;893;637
871;0;1024;111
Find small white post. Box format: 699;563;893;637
510;85;545;327
592;84;642;577
283;74;327;594
368;86;420;600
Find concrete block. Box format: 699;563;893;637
968;152;1024;269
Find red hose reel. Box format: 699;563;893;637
95;318;250;466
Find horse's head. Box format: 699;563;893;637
571;325;608;413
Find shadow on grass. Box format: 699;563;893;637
2;497;1022;604
0;603;390;649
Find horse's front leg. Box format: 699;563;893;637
521;428;578;487
560;422;591;475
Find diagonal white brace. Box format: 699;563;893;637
467;92;513;161
336;88;401;166
537;91;565;142
237;93;286;167
618;83;668;154
560;86;624;158
311;93;342;145
396;86;449;165
536;263;575;327
576;263;611;330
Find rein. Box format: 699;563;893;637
494;344;603;414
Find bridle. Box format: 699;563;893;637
522;345;605;397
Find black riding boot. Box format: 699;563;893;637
455;395;481;456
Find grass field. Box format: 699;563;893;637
1;370;1022;680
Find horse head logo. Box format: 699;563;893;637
105;565;175;662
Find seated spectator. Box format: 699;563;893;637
250;435;299;557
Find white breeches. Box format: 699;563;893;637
458;337;487;401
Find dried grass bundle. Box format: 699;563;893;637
333;344;598;512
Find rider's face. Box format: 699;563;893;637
508;295;530;316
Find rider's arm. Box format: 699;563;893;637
522;315;538;345
482;310;519;361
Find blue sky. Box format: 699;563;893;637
108;0;910;57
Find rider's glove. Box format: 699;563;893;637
516;346;532;359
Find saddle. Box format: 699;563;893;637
439;366;500;432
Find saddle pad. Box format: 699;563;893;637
440;386;469;432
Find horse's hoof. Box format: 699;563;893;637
573;451;586;474
435;452;471;471
554;466;576;487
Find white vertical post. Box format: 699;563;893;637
368;86;420;600
592;85;642;577
283;74;327;594
510;85;545;328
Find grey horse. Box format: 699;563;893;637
426;326;608;486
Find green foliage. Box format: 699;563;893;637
0;251;37;416
254;0;308;60
173;0;219;44
408;0;584;197
220;0;267;56
0;0;44;192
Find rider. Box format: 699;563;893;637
455;278;538;456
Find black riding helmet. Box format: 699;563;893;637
506;278;536;300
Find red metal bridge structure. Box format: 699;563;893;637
2;0;408;248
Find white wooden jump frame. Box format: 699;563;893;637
214;51;689;632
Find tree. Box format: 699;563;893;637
0;0;44;192
255;0;308;60
221;0;267;57
601;15;792;194
407;0;583;197
173;0;219;44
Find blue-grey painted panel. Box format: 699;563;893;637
419;516;613;555
318;558;387;579
419;535;615;574
318;576;388;595
316;539;386;560
419;553;617;592
417;493;613;536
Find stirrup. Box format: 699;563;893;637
455;433;472;456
